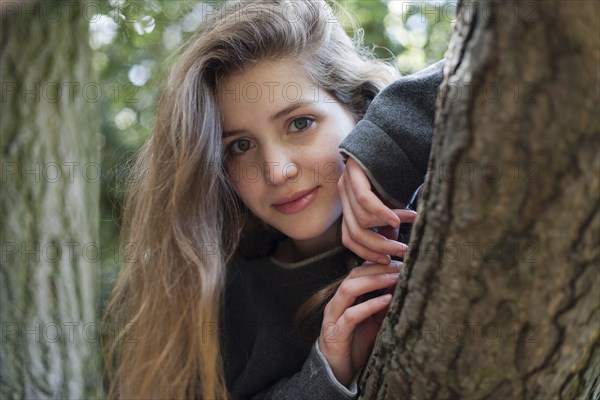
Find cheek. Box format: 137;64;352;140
318;139;347;181
325;119;355;170
227;165;259;206
324;156;345;185
233;180;255;206
233;182;268;221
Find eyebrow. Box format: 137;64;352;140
270;101;312;122
222;100;314;138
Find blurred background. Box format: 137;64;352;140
96;0;456;304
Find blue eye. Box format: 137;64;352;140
289;117;313;132
227;139;254;156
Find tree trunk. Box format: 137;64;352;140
1;1;101;398
360;1;599;398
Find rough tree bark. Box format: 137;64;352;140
0;1;101;398
360;1;599;398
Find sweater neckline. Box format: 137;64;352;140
268;245;346;270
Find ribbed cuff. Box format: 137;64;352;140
313;340;359;397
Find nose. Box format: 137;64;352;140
261;145;300;185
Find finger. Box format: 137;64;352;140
344;210;408;258
338;168;350;205
392;209;418;224
338;177;372;256
325;272;400;322
342;218;392;264
345;178;393;229
330;294;393;343
346;159;400;228
339;171;409;260
348;260;404;278
339;168;373;230
339;172;384;236
342;169;391;229
347;188;399;229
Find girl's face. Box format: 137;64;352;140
218;59;356;249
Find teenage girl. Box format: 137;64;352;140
104;1;443;399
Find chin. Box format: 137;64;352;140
279;226;323;241
279;218;339;243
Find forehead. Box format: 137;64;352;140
216;59;317;113
221;59;310;90
225;58;308;82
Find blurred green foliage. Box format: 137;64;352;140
95;0;456;303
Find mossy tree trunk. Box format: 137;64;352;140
361;1;599;398
1;1;101;398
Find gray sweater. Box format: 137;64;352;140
340;60;444;208
221;246;358;399
221;61;444;399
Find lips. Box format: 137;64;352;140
272;187;319;214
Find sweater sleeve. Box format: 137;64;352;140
339;60;444;208
249;341;358;400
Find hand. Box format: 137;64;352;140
338;157;417;264
318;261;403;386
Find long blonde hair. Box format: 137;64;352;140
103;1;398;398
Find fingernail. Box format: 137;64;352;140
396;244;408;257
380;294;393;303
399;209;417;215
385;273;400;280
